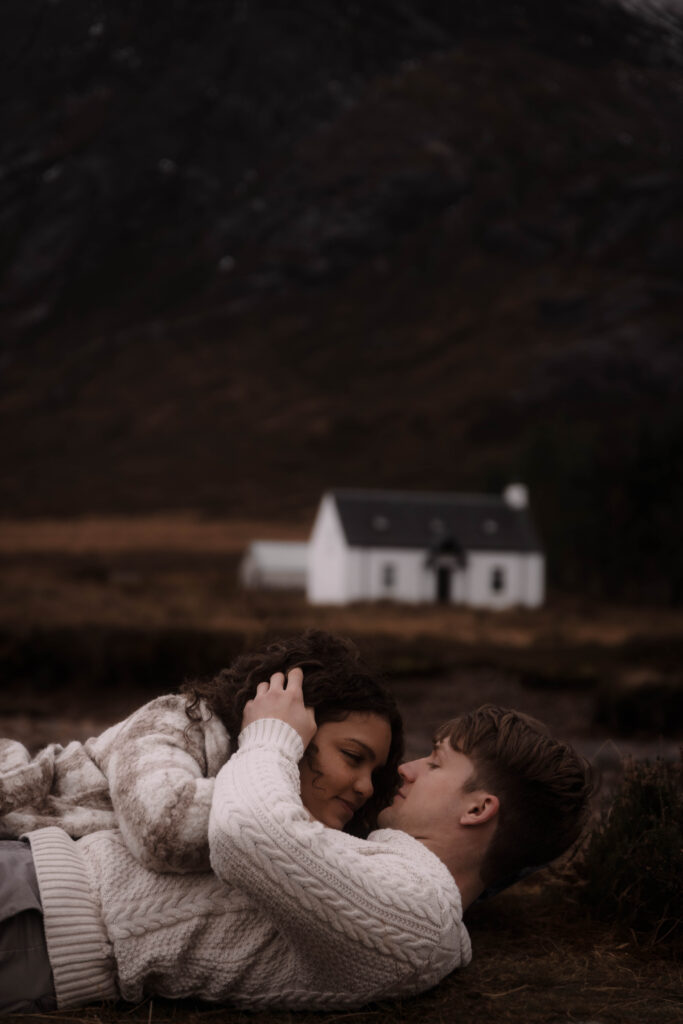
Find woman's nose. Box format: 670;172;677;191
354;768;374;799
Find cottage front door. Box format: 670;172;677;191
436;565;451;603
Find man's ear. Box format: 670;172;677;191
459;792;499;827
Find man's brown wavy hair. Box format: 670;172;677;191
435;705;593;891
183;629;403;838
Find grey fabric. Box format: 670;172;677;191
0;840;57;1013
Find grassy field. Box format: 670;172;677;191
13;874;683;1024
1;516;682;1022
2;515;683;650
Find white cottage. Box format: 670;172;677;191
307;485;544;609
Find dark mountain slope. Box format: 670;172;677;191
2;0;680;334
1;1;683;600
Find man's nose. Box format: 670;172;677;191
398;758;421;782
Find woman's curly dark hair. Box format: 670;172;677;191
182;629;403;837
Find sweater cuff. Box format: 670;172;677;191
237;718;305;762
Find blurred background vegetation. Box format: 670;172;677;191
579;753;683;946
2;0;683;604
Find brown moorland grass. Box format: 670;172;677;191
2;516;683;652
0;517;309;555
9;878;683;1024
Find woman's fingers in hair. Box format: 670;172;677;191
256;680;270;695
268;671;286;690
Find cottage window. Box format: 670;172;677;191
490;566;506;593
382;563;396;588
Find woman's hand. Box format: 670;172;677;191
241;668;316;748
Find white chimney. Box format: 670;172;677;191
503;483;529;509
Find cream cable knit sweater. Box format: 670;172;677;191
28;718;471;1010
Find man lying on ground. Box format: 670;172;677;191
0;670;592;1013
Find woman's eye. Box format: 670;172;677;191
343;751;363;764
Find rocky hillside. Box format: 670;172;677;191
2;0;683;600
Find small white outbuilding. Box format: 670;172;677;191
239;540;309;591
306;485;544;609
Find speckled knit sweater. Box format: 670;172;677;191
0;694;231;871
27;718;471;1010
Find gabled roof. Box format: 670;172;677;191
328;488;542;553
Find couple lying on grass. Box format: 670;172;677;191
0;629;592;1014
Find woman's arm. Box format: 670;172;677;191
0;741;57;816
105;695;231;873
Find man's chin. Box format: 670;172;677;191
377;807;395;829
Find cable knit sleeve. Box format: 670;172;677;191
104;695;231;874
208;718;470;997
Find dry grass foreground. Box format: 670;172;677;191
9;875;683;1024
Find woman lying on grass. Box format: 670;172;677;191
0;629;403;864
0;631;406;1012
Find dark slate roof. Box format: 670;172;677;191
330;489;542;553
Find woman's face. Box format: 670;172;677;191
299;712;392;829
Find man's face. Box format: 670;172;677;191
377;739;477;837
